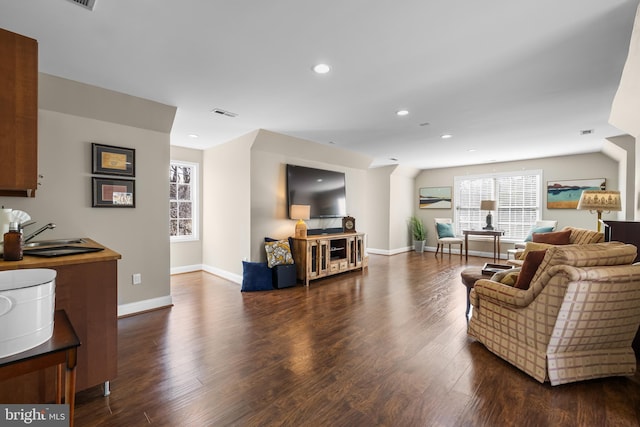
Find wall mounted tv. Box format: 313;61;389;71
286;164;347;219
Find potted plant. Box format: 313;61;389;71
409;215;427;252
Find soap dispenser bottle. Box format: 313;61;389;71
3;221;23;261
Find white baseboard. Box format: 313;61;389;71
202;264;242;285
367;246;413;256
118;295;174;318
170;264;203;275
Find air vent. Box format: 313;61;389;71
211;108;238;118
580;129;594;135
67;0;96;10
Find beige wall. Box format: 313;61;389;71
169;146;203;273
365;167;393;252
250;130;371;263
201;131;254;282
389;166;420;251
414;152;620;257
365;165;419;254
0;74;176;315
610;3;640;138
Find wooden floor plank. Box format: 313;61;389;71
71;252;640;426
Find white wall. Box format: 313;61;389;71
1;74;176;314
169;146;203;273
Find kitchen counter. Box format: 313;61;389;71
0;237;120;402
0;238;121;270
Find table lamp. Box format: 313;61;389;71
291;204;310;238
480;200;497;230
576;190;621;232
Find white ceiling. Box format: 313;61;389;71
1;0;637;169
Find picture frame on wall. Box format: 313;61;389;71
419;186;452;209
92;177;135;208
92;143;135;177
546;178;605;209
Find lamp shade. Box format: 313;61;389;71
480;200;497;211
290;204;310;220
577;190;621;212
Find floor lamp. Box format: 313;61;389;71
576;190;621;232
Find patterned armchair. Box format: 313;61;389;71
468;242;640;385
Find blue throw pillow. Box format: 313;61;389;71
524;226;554;242
241;261;273;292
436;222;455;238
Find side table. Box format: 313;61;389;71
463;229;505;261
0;310;81;427
460;267;488;319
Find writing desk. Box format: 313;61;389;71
463;229;505;262
0;310;80;427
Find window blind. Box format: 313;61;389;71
454;170;542;240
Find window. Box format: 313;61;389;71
454;170;542;240
170;161;198;241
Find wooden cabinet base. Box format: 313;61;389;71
0;260;118;402
292;233;365;286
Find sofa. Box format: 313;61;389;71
468;242;640;385
509;226;604;267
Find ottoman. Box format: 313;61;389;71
460;267;487;319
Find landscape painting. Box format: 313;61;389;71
419;187;452;209
547;178;605;209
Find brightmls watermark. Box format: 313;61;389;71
1;405;68;426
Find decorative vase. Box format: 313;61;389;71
414;240;426;253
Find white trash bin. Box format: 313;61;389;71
0;269;57;358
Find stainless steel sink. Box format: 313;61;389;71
24;238;86;248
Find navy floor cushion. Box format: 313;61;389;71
272;263;297;289
241;261;273;292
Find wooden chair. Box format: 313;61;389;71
434;218;463;258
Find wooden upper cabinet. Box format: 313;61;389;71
0;28;38;197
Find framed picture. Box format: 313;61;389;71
419;187;452;209
547;178;605;209
92;177;135;208
92;143;135;177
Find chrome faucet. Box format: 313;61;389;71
23;222;56;242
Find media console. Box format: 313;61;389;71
291;232;365;286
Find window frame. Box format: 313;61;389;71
170;160;199;242
453;169;543;242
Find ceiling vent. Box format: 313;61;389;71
67;0;96;11
580;129;594;135
211;108;238;118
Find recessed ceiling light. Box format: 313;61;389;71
390;157;399;162
441;134;453;139
467;148;476;152
396;110;409;116
313;63;331;74
188;134;199;138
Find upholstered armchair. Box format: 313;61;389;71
434;218;463;258
468;242;640;385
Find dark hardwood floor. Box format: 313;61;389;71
73;252;640;426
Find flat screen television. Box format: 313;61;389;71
286;164;347;219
